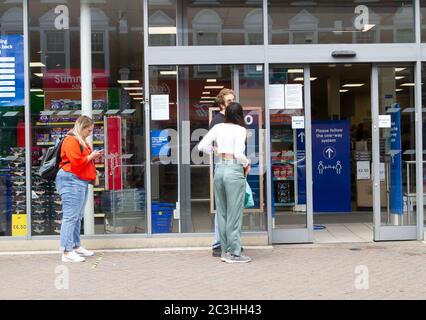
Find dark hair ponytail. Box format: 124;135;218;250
225;102;246;128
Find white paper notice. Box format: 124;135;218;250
356;161;370;180
268;84;284;109
291;116;305;129
379;115;391;128
285;84;303;110
380;162;385;182
151;95;170;120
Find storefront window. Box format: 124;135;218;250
29;1;145;236
268;0;415;44
149;64;266;234
0;1;25;237
148;0;264;46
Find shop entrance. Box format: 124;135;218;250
310;64;374;242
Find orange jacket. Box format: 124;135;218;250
60;136;96;181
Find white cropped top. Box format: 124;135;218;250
197;123;250;167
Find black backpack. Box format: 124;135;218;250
38;138;66;180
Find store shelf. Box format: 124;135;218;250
275;203;295;207
36;121;103;126
36;142;54;146
273;177;294;181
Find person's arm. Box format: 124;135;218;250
233;127;250;168
63;137;90;168
197;126;216;155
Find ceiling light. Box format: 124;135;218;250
117;80;140;84
30;89;43;92
199;100;215;103
287;69;304;73
396;89;404;92
395;76;405;80
148;27;177;35
206;79;217;82
129;92;144;96
34;73;43;78
400;83;415;87
339;89;349;93
395;67;406;72
201;96;215;99
344;64;352;67
202;91;210;95
133;97;144;100
30;62;45;68
328;64;336;68
160;71;177;75
124;87;144;91
36;94;45;97
342;83;365;87
294;77;317;81
204;86;224;89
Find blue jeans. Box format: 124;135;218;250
55;169;89;253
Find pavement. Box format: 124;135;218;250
0;241;425;300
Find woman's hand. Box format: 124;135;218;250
88;150;104;162
244;163;251;177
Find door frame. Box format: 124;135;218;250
371;63;423;241
270;65;314;244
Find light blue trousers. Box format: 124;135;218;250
55;169;89;253
214;161;245;256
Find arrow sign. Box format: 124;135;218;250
325;147;334;159
298;131;305;143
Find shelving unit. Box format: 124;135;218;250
270;119;296;209
33;108;106;235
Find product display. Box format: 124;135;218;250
271;117;296;208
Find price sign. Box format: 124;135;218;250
12;214;27;237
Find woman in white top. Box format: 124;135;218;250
198;102;252;263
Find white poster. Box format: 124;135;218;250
285;84;303;110
151;94;169;120
268;84;284;109
356;161;370;180
379;115;391;128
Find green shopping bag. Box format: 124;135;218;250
244;181;254;208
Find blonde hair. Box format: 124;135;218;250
215;88;235;111
72;115;94;148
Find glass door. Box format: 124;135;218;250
372;64;419;240
269;65;313;243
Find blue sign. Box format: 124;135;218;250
312;120;351;213
151;130;169;157
387;103;403;214
0;35;24;107
295;129;306;205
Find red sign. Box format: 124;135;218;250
106;116;122;190
43;69;109;90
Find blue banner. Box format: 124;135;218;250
388;103;403;214
0;35;24;107
312;120;351;213
295;129;306;205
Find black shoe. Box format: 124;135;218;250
212;246;222;257
241;247;244;253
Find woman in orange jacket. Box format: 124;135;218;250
55;115;103;262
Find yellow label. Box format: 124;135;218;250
12;214;27;237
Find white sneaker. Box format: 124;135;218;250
62;251;85;263
74;246;94;257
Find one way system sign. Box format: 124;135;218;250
312;120;351;213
